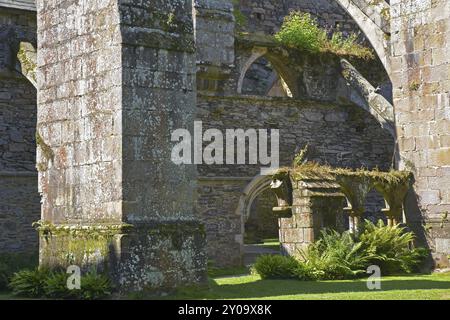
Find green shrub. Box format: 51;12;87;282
359;220;428;274
275;12;374;60
253;255;300;279
78;271;112;300
9;268;48;298
292;261;318;281
275;12;326;54
9;268;112;299
253;255;316;280
43;271;79;299
253;221;428;281
0;252;38;290
301;230;372;280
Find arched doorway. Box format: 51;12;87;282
235;175;281;265
245;189;278;244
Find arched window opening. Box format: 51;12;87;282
364;189;388;225
344;188;388;233
241;56;293;98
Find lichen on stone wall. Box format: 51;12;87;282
36;220;135;271
35;131;54;172
16;42;37;84
282;163;412;187
33;220;133;239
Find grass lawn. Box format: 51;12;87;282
171;272;450;300
2;273;449;300
253;238;280;251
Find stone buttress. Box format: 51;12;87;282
36;0;206;291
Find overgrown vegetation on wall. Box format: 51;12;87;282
275;12;374;60
253;221;428;281
232;0;247;30
277;161;412;188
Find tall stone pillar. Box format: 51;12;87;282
193;0;235;93
390;0;450;267
36;0;206;291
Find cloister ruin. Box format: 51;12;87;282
0;0;449;291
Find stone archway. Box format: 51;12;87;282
235;175;274;224
237;47;297;98
237;47;267;94
235;174;280;264
334;0;391;73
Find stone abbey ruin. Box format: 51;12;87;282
0;0;449;291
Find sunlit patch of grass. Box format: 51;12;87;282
254;238;280;251
170;273;450;300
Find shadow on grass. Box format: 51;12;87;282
172;275;450;300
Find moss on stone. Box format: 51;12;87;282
33;220;133;240
232;0;247;31
17;44;37;82
35;131;54;171
274;163;412;220
281;163;411;185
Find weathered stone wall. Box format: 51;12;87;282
198;178;248;267
196;1;391;100
0;6;38;253
4;0;442;274
246;189;279;242
195;0;394;267
36;0;122;224
390;0;450;267
0;173;39;253
198;96;394;176
36;0;206;291
198;94;394;266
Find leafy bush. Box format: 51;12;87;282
9;268;48;298
0;252;38;291
78;271;112;300
275;12;374;60
275;12;326;53
253;255;301;279
359;220;428;274
253;255;316;280
292;261;319;281
43;271;78;299
301;230;372;280
9;268;112;299
252;221;427;281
